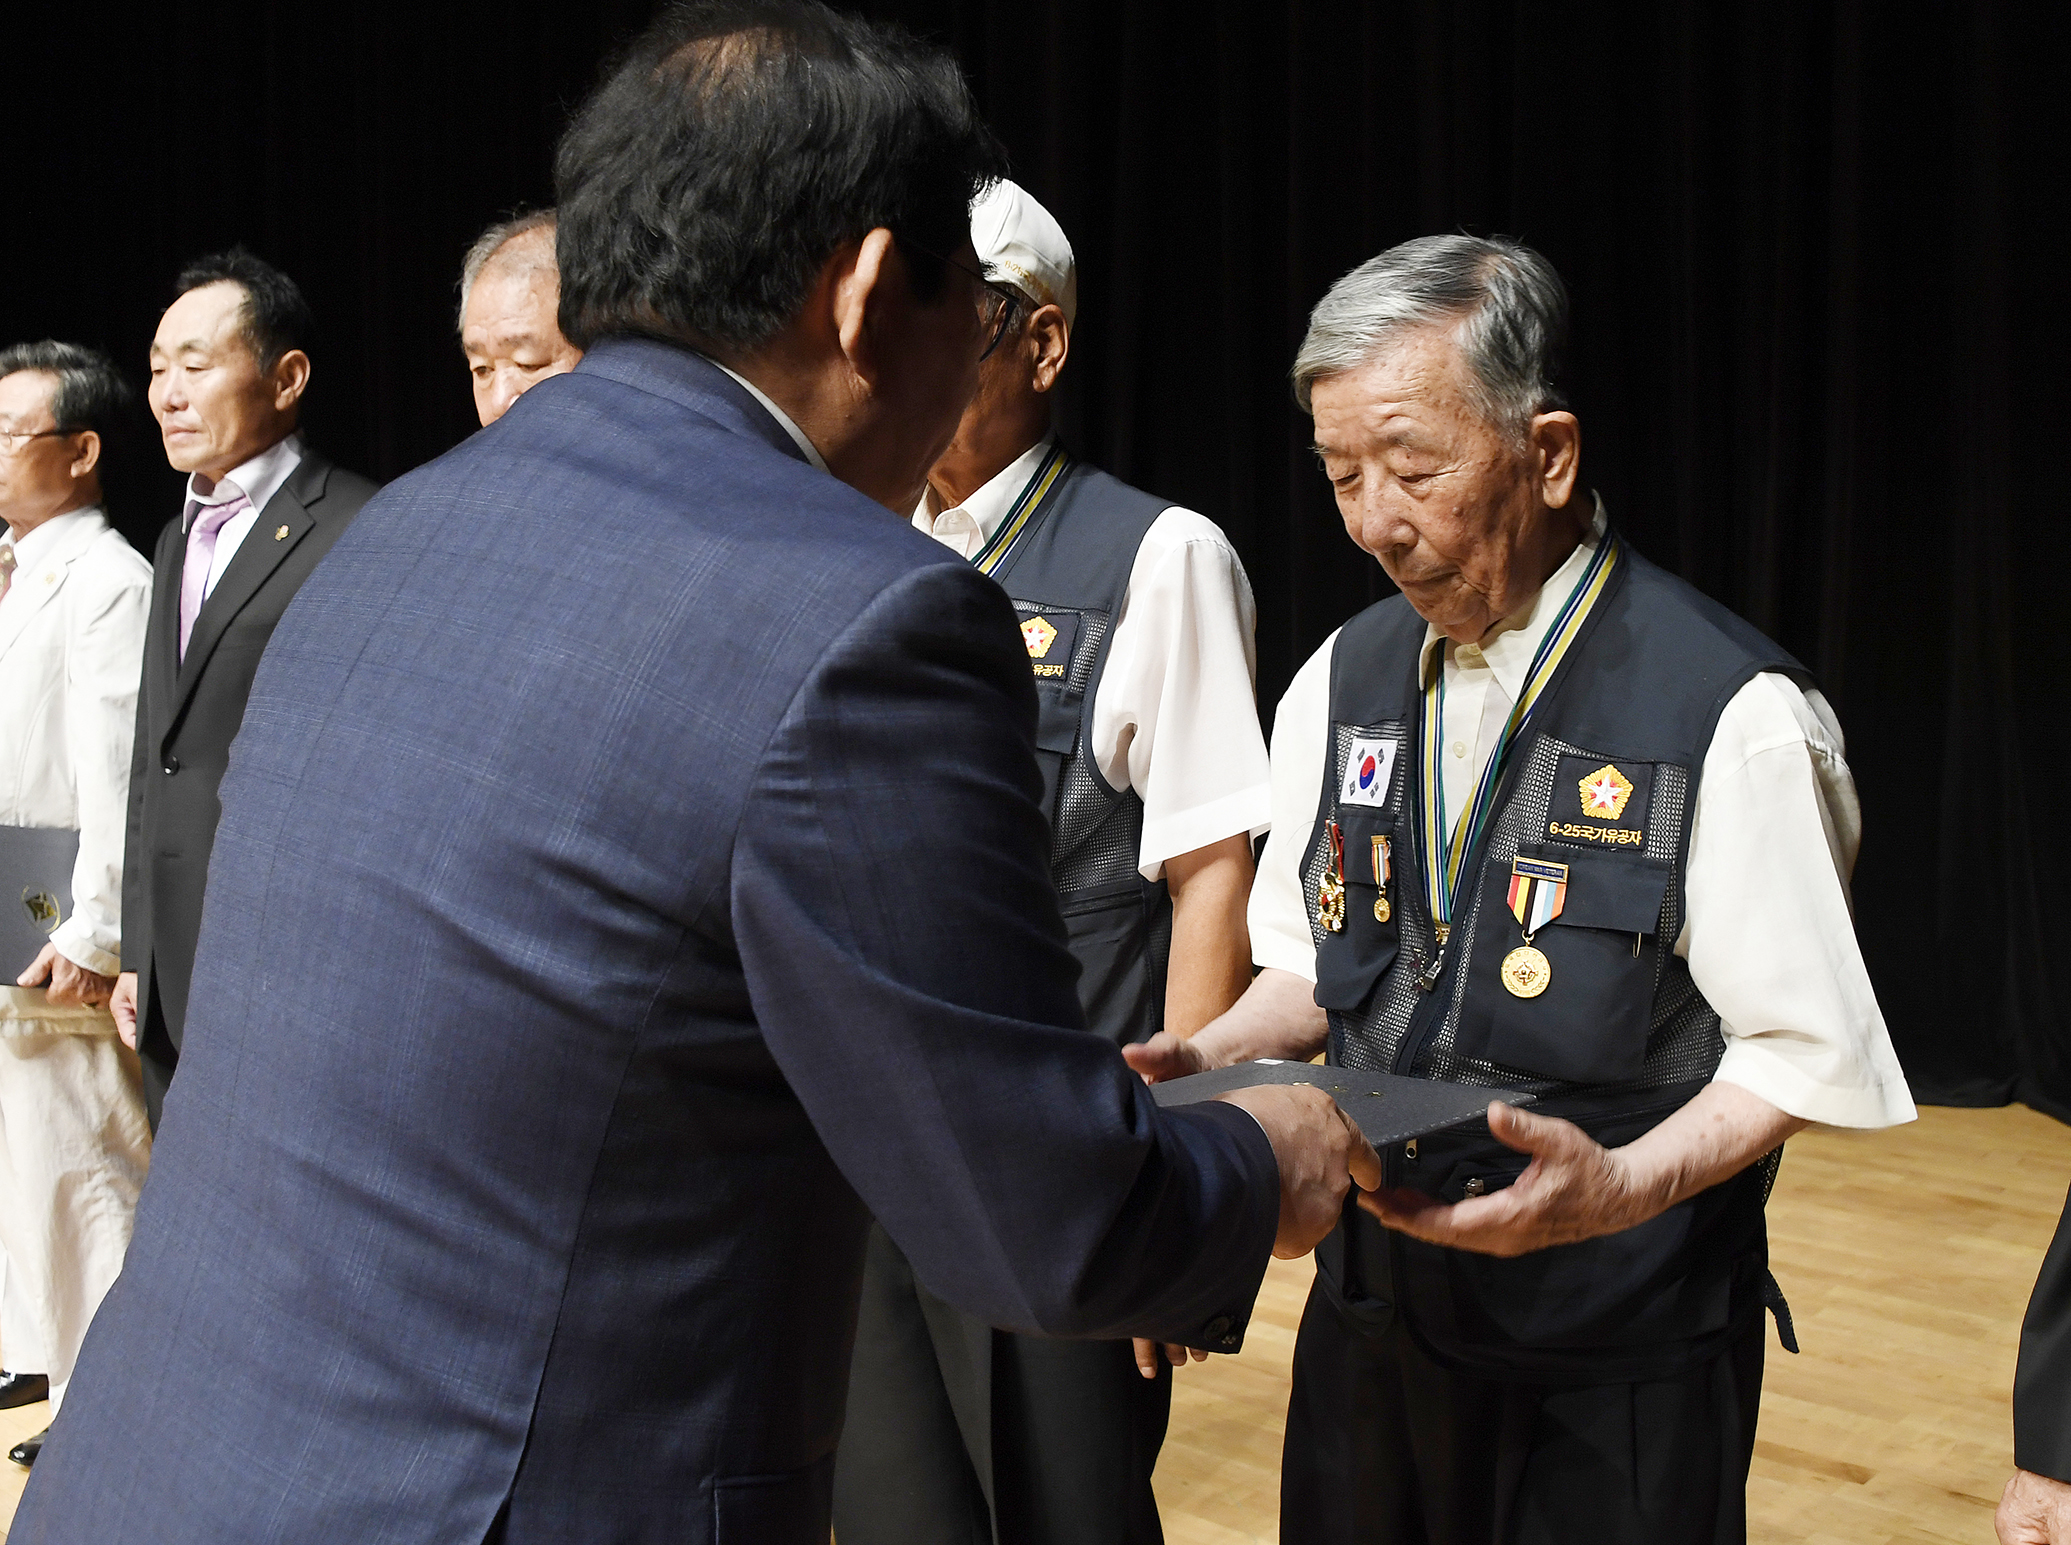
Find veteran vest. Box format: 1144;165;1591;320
1307;533;1811;1381
985;451;1173;1049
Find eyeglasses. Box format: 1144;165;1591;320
0;428;77;456
901;239;1032;363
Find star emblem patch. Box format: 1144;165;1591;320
1021;614;1059;660
1578;764;1635;821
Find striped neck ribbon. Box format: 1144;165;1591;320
1419;530;1622;932
969;441;1070;576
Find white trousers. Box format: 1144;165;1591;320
0;988;151;1417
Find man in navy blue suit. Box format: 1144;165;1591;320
12;4;1378;1542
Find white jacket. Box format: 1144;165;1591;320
0;508;152;977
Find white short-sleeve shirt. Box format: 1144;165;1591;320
915;435;1271;879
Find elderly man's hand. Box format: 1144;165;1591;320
2000;1470;2071;1544
1218;1083;1383;1259
1360;1081;1807;1257
17;942;116;1010
1359;1102;1656;1256
110;971;139;1049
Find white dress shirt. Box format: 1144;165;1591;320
182;432;306;599
1250;506;1914;1130
0;507;153;975
915;434;1272;878
705;359;830;473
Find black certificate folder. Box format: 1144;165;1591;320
1148;1060;1535;1148
0;825;78;974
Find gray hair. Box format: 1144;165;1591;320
1291;235;1570;441
0;339;135;447
456;209;559;330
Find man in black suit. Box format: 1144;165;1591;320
109;250;377;1126
2001;1185;2071;1543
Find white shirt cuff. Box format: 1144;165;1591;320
49;922;119;979
1138;783;1272;881
1249;929;1318;984
1713;1039;1917;1130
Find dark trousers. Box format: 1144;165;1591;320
834;1223;1170;1545
1282;1276;1764;1545
138;976;177;1132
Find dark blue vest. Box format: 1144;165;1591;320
989;457;1173;1049
1309;536;1810;1379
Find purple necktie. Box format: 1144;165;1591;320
178;492;251;661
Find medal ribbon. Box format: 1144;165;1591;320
1418;531;1622;934
970;441;1070;576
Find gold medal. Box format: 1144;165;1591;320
1318;873;1345;932
1370;834;1391;924
1374;895;1391;923
1500;944;1552;998
1318;821;1347;933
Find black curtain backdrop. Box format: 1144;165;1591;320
8;2;2062;1115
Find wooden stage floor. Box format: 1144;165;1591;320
0;1103;2063;1540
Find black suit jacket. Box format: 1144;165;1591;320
124;446;377;1104
2017;1179;2071;1482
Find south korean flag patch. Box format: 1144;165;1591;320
1339;735;1396;808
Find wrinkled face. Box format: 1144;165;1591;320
1309;325;1546;642
147;281;301;480
460;232;583;427
0;371;91;531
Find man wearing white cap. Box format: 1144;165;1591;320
833;180;1272;1545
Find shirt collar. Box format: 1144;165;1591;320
1418;494;1610;695
4;505;100;574
912;433;1056;547
184;432;306;529
700;358;829;473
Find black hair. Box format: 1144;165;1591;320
553;0;1006;351
172;246;315;372
0;339;136;455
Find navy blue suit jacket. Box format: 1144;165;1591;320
14;342;1277;1543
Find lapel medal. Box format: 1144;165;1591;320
1500;855;1569;998
1317;821;1346;933
1371;833;1392;922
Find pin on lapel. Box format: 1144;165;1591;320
274;525;289;541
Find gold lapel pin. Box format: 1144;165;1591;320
274;525;290;541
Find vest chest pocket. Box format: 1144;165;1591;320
1313;806;1400;1012
1453;845;1672;1084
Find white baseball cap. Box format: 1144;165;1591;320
970;178;1077;328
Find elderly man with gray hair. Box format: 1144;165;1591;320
457;209;583;427
1125;235;1913;1542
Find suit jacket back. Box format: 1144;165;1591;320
123;449;378;1052
17;344;1275;1545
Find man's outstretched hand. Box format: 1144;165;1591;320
1122;1029;1214;1085
1218;1083;1382;1259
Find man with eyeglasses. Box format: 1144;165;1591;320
834;179;1271;1545
0;342;154;1468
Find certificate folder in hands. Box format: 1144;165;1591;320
1147;1060;1535;1148
0;825;77;974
